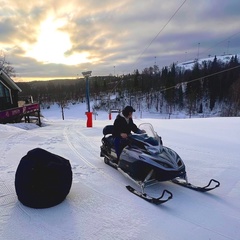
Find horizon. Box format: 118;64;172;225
14;52;240;83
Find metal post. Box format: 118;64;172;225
82;71;92;127
86;76;90;112
82;71;92;112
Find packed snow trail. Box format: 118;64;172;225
0;117;240;240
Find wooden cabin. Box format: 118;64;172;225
0;69;22;111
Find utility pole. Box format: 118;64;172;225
197;43;200;60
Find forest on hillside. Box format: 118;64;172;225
17;55;240;117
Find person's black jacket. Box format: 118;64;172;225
113;114;139;137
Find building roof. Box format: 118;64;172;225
0;69;22;92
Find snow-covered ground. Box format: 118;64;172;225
0;103;240;240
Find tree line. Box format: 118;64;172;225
17;55;240;117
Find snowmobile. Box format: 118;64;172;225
100;123;220;204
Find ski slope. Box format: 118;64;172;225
0;104;239;240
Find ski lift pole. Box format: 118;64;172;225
82;71;92;127
86;76;90;112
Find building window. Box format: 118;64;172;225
4;86;10;102
0;82;5;97
0;81;11;110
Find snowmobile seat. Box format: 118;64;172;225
102;125;115;147
103;125;114;136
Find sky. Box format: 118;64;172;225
0;103;239;239
1;0;240;82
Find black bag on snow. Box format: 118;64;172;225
15;148;72;208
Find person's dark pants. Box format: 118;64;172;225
114;137;128;160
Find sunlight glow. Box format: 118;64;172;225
24;17;89;65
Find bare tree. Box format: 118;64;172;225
0;50;16;77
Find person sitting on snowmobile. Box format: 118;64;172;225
112;106;143;164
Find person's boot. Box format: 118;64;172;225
111;157;119;164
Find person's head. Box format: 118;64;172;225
122;106;135;118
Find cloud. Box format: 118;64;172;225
0;0;240;81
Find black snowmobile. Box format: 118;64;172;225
100;123;220;204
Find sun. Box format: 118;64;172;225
25;17;89;65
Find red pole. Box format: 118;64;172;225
86;112;93;127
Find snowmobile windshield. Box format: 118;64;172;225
132;123;163;154
138;123;160;143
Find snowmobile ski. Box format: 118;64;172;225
126;185;173;205
172;178;220;192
